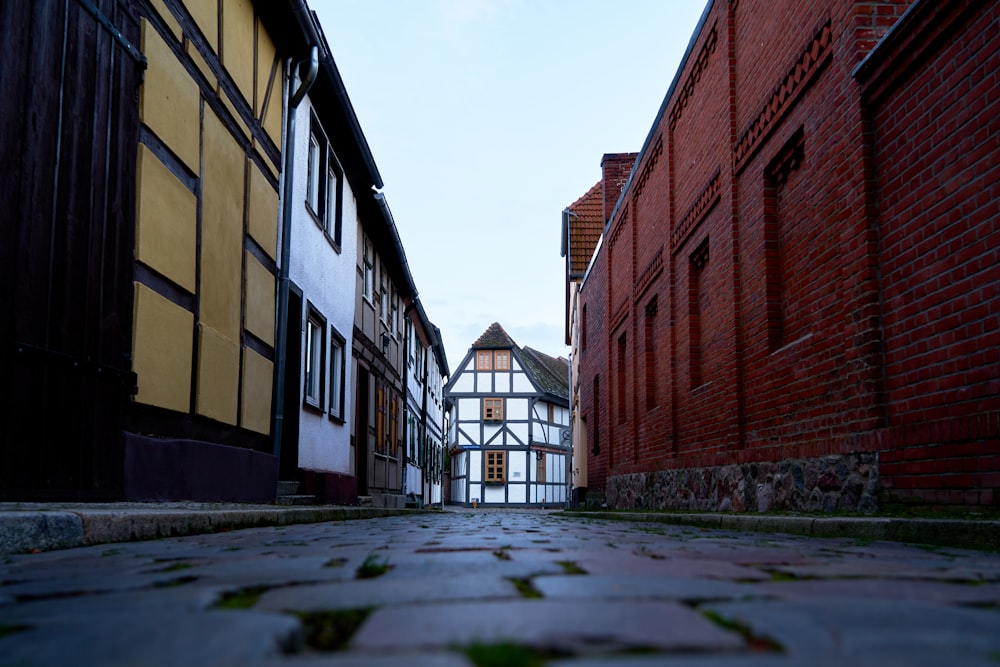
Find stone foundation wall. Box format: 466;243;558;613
605;453;879;514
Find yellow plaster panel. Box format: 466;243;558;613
184;38;216;90
149;0;181;41
135;145;197;292
196;323;239;425
140;20;200;175
132;283;193;412
181;0;217;53
221;0;254;107
200;111;244;340
255;20;283;147
244;252;275;346
241;347;273;434
247;161;278;259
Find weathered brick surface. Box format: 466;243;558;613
575;0;999;509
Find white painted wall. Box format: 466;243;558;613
286;95;356;475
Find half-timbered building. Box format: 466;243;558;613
445;324;570;507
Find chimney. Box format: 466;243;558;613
601;153;639;224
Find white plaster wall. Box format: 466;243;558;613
469;450;482;483
509;423;529;444
484;424;502;445
512;372;534;392
460;398;480;421
469;483;481;504
495;373;511;393
508;484;526;503
510;451;527;482
451;372;474;393
484;485;505;503
475;372;491;392
287;96;356;475
507;398;528;420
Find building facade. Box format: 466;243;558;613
571;0;999;511
446;324;570;507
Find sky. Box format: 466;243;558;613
312;0;709;373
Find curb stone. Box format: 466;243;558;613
564;511;1000;551
0;506;424;554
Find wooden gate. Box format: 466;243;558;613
0;0;143;499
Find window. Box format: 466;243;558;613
476;350;492;370
485;450;506;484
483;397;503;421
304;307;326;409
582;304;588;351
494;350;510;370
391;286;399;335
592;375;601;456
375;382;386;453
536;452;546;483
307;133;321;213
306;116;344;248
363;237;373;301
379;269;388;323
328;331;345;420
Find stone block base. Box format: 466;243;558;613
606;452;879;514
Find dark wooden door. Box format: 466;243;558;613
0;0;143;499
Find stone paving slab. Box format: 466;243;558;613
350;599;746;653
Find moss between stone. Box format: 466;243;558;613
463;642;570;667
292;608;373;651
701;610;783;652
216;585;269;609
355;554;391;579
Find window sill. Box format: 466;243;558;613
303;398;324;414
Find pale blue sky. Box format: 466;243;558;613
313;0;708;371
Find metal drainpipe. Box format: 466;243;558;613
272;47;319;487
563;208;575;509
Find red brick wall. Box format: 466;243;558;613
575;0;999;508
858;0;1000;505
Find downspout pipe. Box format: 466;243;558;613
272;46;318;484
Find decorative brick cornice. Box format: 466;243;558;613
632;134;663;199
672;169;721;252
607;205;629;250
765;127;805;185
634;247;664;302
668;22;719;131
734;20;832;172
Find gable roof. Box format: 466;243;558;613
472;322;518;350
565;181;604;279
521;346;569;401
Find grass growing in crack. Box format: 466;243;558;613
154;575;198;588
493;549;512;561
463;642;570;667
702;610;783;652
293;608;373;651
216;585;269;609
508;578;543;599
324;557;348;568
556;560;587;575
356;554;391;579
156;561;193;573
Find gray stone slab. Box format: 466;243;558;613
0;512;83;554
756;578;1000;605
256;573;520;612
0;609;301;667
533;574;760;601
705;598;1000;660
351;599;745;653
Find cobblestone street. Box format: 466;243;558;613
2;509;999;666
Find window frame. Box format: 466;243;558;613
328;328;346;421
303;305;326;411
306;114;344;251
476;350;493;370
483;397;504;422
485;450;507;484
